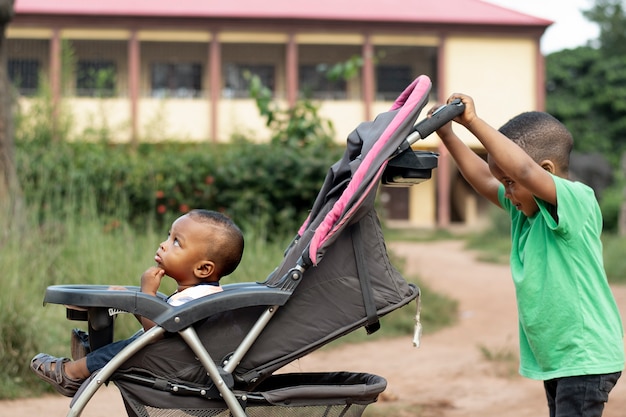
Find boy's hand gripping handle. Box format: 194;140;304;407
405;98;465;146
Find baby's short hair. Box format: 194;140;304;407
498;111;573;173
188;209;244;277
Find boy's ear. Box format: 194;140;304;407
540;159;557;174
195;260;215;279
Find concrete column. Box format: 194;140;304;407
49;28;61;141
286;32;298;107
209;32;221;142
128;29;139;145
362;33;374;121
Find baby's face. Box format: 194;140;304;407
155;214;213;286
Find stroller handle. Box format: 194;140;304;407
407;98;465;145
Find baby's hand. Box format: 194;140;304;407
140;266;165;296
108;285;128;291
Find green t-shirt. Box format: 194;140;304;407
498;175;624;380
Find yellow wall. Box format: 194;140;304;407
409;177;437;227
219;99;272;143
139;99;210;141
442;36;538;148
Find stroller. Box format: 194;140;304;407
40;75;463;417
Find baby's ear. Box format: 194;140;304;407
195;260;215;279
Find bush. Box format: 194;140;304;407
599;182;624;233
212;140;340;234
15;140;342;236
602;234;626;284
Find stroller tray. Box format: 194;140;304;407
117;371;387;417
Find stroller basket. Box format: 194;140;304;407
116;372;386;417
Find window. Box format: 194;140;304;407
223;64;275;98
151;63;202;98
376;66;413;101
299;64;347;100
76;60;116;97
8;59;39;96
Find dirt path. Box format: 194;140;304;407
3;240;625;417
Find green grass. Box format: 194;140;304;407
602;233;626;284
478;343;518;378
382;226;457;243
465;233;511;264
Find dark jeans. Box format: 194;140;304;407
544;372;621;417
85;331;142;374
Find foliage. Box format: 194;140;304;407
212;140;340;234
247;73;335;148
546;0;626;167
465;206;511;264
15;139;342;236
326;55;364;82
545;47;626;166
13;81;73;146
599;181;624;232
583;0;626;54
602;233;626;283
478;343;518;378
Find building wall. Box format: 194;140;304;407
444;35;538;145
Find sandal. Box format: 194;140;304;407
30;353;84;397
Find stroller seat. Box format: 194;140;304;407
38;74;465;417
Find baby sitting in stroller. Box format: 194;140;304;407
30;209;245;397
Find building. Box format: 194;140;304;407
8;0;551;228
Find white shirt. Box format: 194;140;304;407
167;284;223;307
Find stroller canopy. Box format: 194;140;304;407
115;75;433;387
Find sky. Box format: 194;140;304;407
483;0;600;54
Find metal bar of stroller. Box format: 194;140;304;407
67;326;167;417
222;304;281;374
178;327;248;417
404;98;465;147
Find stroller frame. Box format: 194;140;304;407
40;76;464;417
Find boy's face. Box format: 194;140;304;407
488;158;539;217
155;214;214;286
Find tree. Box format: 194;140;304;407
0;0;19;222
583;0;626;55
545;0;626;167
544;0;626;233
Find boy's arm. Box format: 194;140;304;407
434;111;502;207
450;94;557;206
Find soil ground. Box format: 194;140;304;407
3;240;625;417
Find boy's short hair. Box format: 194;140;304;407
498;111;573;173
189;209;244;277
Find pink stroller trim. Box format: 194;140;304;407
307;75;431;265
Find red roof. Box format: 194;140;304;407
13;0;552;27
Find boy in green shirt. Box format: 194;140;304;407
433;93;624;417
